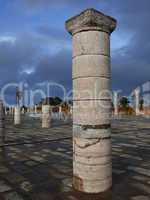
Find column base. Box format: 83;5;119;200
73;175;112;194
72;180;112;197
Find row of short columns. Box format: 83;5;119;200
12;105;72;127
13;105;51;127
0;104;52;139
2;103;72;125
113;90;141;116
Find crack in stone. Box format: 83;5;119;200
81;124;111;130
74;138;103;149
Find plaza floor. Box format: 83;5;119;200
0;115;150;200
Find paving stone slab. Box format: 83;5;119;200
0;116;149;199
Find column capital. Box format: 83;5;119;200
66;8;117;35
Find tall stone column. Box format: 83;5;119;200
114;91;119;116
14;106;21;125
0;101;5;143
42;105;51;128
66;9;116;193
135;88;140;115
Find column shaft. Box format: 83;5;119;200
73;30;112;193
66;8;116;193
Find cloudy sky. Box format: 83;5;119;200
0;0;150;104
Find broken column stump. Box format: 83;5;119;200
42;105;51;128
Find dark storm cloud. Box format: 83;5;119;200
0;33;40;85
18;0;150;94
36;25;68;41
0;33;42;104
26;49;72;89
0;0;150;100
0;28;70;85
110;0;150;94
0;29;71;103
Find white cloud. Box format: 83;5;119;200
20;65;35;75
0;36;16;43
111;31;133;52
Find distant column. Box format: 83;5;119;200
59;106;62;120
9;107;12;115
66;9;116;193
21;107;25;114
27;107;30;113
0;101;5;143
10;107;13;115
5;107;7;116
114;91;119;116
14;106;21;125
34;105;38;114
42;105;51;128
135;88;140;115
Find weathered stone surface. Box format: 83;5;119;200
42;105;51;128
14;106;21;125
0;115;150;198
128;166;150;177
73;100;111;125
73;124;111;139
132;182;150;194
131;196;150;200
73;176;112;193
73;31;110;58
20;181;32;192
74;153;111;165
66;8;116;35
66;8;116;193
73;77;111;100
73;135;112;193
73;55;110;79
73;161;112;180
73;137;111;157
0;181;12;192
134;88;140;115
4;192;24;200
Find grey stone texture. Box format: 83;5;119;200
66;8;117;193
66;8;117;35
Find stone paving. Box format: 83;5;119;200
0;115;150;200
